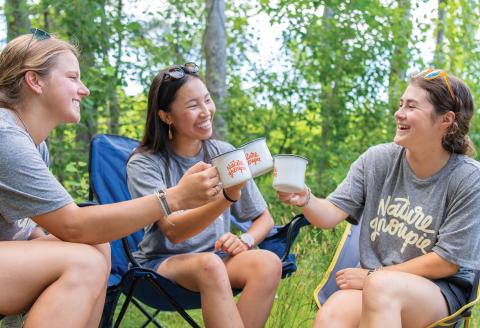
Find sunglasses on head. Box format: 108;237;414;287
22;28;51;63
414;68;456;101
162;62;199;82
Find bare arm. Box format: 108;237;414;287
277;187;349;229
32;162;221;244
245;209;274;246
155;184;245;244
383;252;459;279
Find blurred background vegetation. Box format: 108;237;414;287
2;0;480;326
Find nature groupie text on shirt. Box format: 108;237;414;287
370;196;435;254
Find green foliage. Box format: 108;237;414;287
5;0;480;325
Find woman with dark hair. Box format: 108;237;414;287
0;32;218;327
278;69;480;327
126;63;281;328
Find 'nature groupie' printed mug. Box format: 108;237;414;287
211;149;252;188
239;137;274;178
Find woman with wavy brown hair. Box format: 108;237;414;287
278;69;480;328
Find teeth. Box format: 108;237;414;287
197;121;211;129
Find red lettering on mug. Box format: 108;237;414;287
227;160;248;178
246;151;261;166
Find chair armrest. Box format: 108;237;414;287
78;201;98;207
280;214;310;261
121;237;142;269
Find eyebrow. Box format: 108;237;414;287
400;98;419;105
183;93;210;106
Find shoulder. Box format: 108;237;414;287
449;154;480;186
127;151;163;171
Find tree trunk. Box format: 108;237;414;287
434;0;446;67
388;0;412;114
5;0;30;41
203;0;228;139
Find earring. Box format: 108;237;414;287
168;124;173;140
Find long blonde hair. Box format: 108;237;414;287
0;33;78;108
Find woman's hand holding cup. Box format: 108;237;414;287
277;185;311;207
176;161;221;209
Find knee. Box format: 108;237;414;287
64;244;110;290
362;271;401;310
251;250;282;281
314;303;344;326
195;253;228;282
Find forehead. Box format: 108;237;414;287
401;84;430;104
50;51;80;72
175;77;208;99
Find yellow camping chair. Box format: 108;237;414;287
314;223;480;328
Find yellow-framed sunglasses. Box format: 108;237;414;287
414;68;456;101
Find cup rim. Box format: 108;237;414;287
239;137;266;148
273;154;308;162
210;148;244;161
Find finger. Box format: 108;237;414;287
226;238;241;253
231;244;245;256
204;166;220;179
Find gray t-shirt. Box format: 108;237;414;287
0;108;73;241
328;143;480;282
127;139;267;264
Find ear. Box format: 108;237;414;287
441;111;455;131
157;109;172;125
24;71;44;95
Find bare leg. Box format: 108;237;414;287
359;271;449;328
32;234;111;327
313;290;362;328
224;249;282;328
156;252;243;328
0;240;110;328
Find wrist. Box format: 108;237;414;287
367;267;383;276
165;186;181;212
299;186;311;207
239;233;255;249
223;189;240;203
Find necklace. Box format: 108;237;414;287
12;110;34;144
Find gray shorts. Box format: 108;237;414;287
139;250;230;271
433;276;472;315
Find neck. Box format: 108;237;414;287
170;136;203;157
13;101;57;145
405;144;451;179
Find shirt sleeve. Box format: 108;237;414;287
0;128;73;221
433;167;480;269
327;152;367;224
126;153;166;199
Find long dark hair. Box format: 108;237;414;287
410;71;476;157
133;67;212;185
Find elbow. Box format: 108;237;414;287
162;227;184;244
57;219;86;243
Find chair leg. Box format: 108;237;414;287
464;317;470;328
148;276;200;328
113;279;140;328
130;298;162;328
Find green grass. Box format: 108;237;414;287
110;225;480;327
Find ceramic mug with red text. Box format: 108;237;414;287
239;137;274;178
211;149;252;188
272;154;308;193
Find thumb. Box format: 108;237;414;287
185;161;211;174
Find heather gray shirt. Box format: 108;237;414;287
127;139;267;263
0;108;73;241
328;143;480;282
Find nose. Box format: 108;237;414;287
394;106;406;120
79;81;90;97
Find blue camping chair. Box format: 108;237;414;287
314;223;480;328
88;134;310;328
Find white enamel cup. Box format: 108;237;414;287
239;137;274;178
211;149;252;188
272;154;308;193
